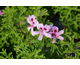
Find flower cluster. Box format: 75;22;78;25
26;15;64;43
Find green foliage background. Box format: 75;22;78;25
0;6;80;59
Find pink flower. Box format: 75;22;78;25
0;10;4;16
27;19;39;31
49;26;64;43
52;26;58;33
27;15;36;23
27;15;39;35
32;23;51;40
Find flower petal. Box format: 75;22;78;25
57;36;64;40
48;24;53;32
44;24;50;32
27;17;32;25
43;32;51;38
37;23;43;30
49;24;53;28
33;19;39;27
28;15;30;18
38;34;43;40
31;31;40;36
57;30;64;36
27;27;32;31
52;37;56;43
31;27;39;36
31;15;36;19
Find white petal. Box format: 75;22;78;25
32;31;40;36
52;37;56;43
37;23;43;30
27;18;32;25
38;34;43;40
57;36;64;40
43;32;51;38
44;24;50;32
57;30;64;36
27;27;31;31
33;20;39;27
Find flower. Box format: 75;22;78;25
49;26;64;43
52;26;58;33
0;10;4;16
27;19;39;31
27;15;36;23
26;15;39;35
32;23;51;40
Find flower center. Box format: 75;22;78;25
39;27;42;30
54;30;57;33
31;18;33;21
44;28;47;30
41;31;43;33
51;33;55;37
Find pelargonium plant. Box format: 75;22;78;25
26;15;64;43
